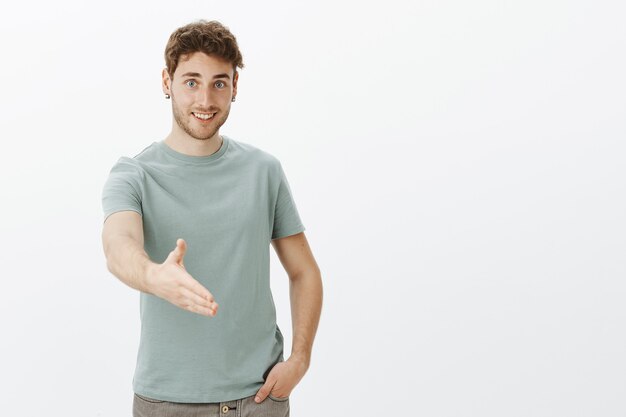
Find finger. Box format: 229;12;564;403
182;301;213;316
185;278;217;307
166;238;187;265
179;287;218;316
178;290;215;317
176;238;187;266
255;380;275;403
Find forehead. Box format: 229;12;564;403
175;52;232;78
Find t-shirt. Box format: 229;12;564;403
101;135;305;403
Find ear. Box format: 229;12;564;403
232;70;239;96
162;68;171;96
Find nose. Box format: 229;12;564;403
196;86;214;109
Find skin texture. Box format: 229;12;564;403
254;232;323;402
146;238;219;317
161;51;238;156
157;52;323;403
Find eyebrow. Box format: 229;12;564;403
180;72;231;80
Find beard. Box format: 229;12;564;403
170;94;230;141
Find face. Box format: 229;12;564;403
162;52;238;141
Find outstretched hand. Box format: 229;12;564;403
147;238;219;317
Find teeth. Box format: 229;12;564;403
193;112;215;120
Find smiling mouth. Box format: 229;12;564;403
192;111;217;121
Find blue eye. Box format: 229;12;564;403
215;81;225;88
186;80;196;87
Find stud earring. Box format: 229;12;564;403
231;96;236;102
165;94;170;99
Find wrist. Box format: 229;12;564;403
142;260;159;294
288;353;310;371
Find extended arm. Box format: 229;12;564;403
102;210;155;293
102;210;218;316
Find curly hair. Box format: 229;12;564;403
164;20;245;78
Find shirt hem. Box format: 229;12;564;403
133;383;262;403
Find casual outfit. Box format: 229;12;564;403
102;135;304;411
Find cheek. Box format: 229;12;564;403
175;94;194;109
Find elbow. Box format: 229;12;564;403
289;265;322;282
102;239;115;273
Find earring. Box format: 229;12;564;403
165;94;170;99
231;96;236;102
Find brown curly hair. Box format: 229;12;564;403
164;20;245;79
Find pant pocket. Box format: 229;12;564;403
133;393;170;417
268;393;290;402
135;393;166;403
241;394;290;417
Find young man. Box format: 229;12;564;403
101;20;323;416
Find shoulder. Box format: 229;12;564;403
110;156;141;173
227;135;282;170
108;142;157;181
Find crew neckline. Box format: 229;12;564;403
156;135;230;165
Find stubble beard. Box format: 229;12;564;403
171;95;230;141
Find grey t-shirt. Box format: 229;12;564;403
101;135;305;402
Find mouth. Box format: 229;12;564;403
192;111;217;122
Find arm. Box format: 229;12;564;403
255;231;323;402
102;210;156;293
102;210;219;316
272;231;323;369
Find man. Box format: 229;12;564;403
101;20;323;416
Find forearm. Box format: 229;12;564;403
105;236;156;294
288;269;323;369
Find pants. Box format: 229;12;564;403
133;392;290;417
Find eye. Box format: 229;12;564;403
215;80;226;88
186;80;197;88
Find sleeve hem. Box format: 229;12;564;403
103;208;143;224
271;225;306;241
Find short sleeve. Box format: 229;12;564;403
101;157;143;224
271;163;305;240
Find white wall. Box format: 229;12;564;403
0;0;624;416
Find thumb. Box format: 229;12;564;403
166;238;187;267
255;378;275;403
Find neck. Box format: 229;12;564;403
164;127;223;157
